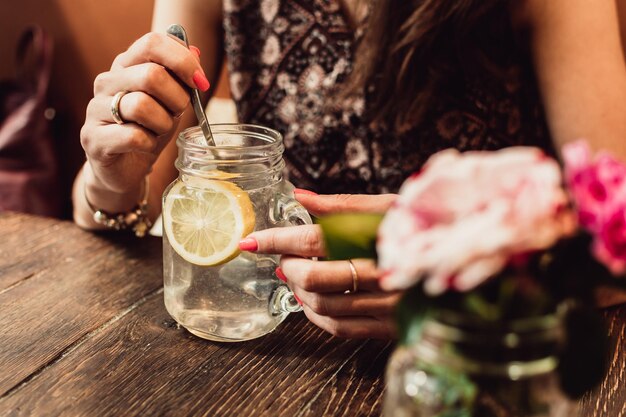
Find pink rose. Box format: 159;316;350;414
563;140;626;232
563;140;626;274
378;147;575;294
593;208;626;274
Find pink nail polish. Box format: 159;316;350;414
239;237;258;252
189;45;201;57
294;188;318;196
275;267;287;282
192;70;210;92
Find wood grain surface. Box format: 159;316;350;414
579;305;626;417
0;212;390;417
3;212;626;417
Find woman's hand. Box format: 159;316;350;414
80;32;208;195
239;191;401;339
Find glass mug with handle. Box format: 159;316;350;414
162;124;311;342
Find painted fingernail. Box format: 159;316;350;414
239;237;258;252
275;267;288;282
189;45;201;57
192;69;210;92
294;188;318;196
294;294;303;306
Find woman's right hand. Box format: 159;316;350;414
80;32;209;194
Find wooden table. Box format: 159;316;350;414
0;211;624;417
0;212;389;417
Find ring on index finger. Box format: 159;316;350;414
110;91;128;124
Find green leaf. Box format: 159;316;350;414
462;293;501;321
316;213;384;260
395;285;434;345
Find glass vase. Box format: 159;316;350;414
383;311;577;417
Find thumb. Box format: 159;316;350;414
294;190;397;217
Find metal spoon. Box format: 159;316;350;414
166;24;215;146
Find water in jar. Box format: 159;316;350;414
163;181;289;342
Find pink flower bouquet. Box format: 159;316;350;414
374;141;626;300
318;140;626;409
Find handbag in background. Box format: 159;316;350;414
0;25;62;217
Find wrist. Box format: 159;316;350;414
83;162;144;213
81;163;153;237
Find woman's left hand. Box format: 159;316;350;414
238;191;401;339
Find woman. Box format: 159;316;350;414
73;0;626;338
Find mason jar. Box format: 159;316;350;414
383;311;577;417
162;124;311;342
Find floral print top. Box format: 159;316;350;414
222;0;553;194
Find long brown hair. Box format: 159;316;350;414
349;0;510;133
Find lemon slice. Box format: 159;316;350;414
163;177;255;266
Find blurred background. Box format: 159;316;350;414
0;0;233;218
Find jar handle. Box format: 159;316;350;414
270;192;313;314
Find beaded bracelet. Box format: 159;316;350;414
84;177;152;237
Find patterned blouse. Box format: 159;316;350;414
223;0;552;194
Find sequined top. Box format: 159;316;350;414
223;0;552;194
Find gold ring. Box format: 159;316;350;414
110;91;127;124
347;260;358;294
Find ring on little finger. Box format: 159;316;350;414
110;91;128;125
345;259;359;294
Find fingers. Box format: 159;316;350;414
297;290;402;317
280;257;382;293
294;192;397;217
276;256;399;339
79;32;204;196
81;123;160;162
87;60;194;148
241;224;326;257
302;306;397;339
94;63;190;115
89;92;175;136
111;32;208;91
